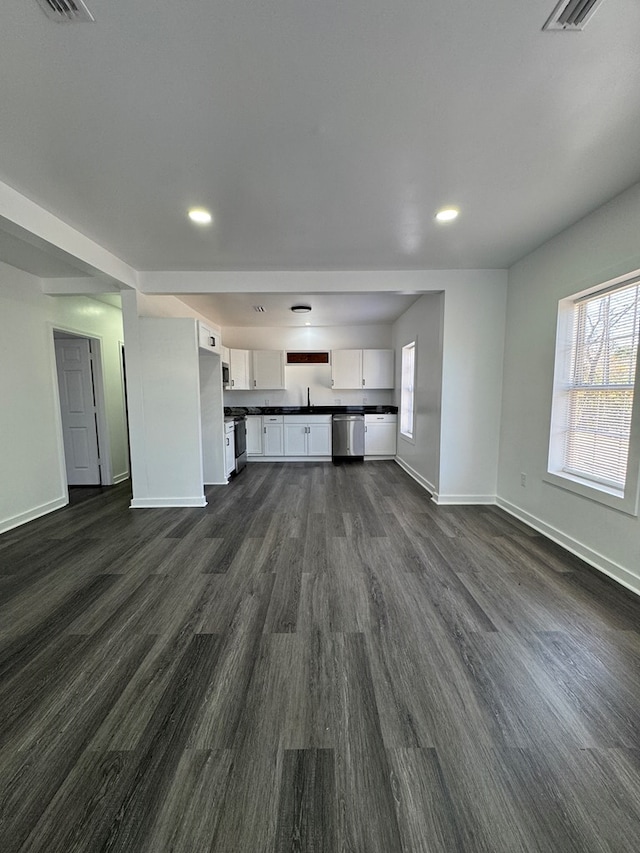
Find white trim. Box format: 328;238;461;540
247;456;332;463
434;493;496;505
543;470;639;516
364;455;396;461
205;479;229;485
496;497;640;598
130;496;207;508
112;471;130;485
0;496;68;534
394;456;436;496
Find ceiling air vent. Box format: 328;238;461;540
543;0;605;30
36;0;95;23
253;305;266;313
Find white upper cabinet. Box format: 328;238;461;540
331;350;363;389
331;349;394;389
363;349;394;389
198;321;221;354
252;350;285;389
228;348;251;390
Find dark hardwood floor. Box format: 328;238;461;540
1;461;639;852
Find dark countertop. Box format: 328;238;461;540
224;405;398;416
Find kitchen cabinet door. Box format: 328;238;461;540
331;350;362;389
252;350;285;389
308;422;332;455
362;349;394;389
198;321;221;354
228;348;251;390
365;414;397;455
224;426;235;476
246;416;263;455
284;422;307;456
264;420;284;455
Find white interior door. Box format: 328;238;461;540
55;337;101;485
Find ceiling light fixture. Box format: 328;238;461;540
188;208;212;225
435;207;459;223
291;304;312;313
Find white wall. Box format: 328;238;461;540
0;261;128;532
222;324;394;408
498;181;640;595
393;275;507;503
393;293;444;495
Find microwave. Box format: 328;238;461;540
222;362;230;386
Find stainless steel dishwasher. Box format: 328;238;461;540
332;413;365;460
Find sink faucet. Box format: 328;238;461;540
307;387;312;409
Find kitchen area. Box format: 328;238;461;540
222;345;397;478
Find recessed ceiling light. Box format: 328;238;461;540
291;304;312;313
435;207;459;223
305;322;311;326
188;208;212;225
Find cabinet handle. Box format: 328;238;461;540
226;437;229;445
264;427;266;434
362;379;365;386
254;380;257;387
365;426;367;432
210;336;215;347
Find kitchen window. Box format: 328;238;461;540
547;273;640;514
400;341;416;440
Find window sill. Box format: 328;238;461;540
399;432;416;446
544;470;638;517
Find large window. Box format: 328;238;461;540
548;275;640;512
400;341;416;439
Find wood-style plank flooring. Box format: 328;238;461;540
1;461;639;852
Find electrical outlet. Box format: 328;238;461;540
334;398;341;405
520;472;527;487
363;396;368;403
264;399;269;406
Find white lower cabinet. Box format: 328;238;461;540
224;421;235;477
365;414;397;456
284;415;332;456
246;416;263;456
263;415;284;456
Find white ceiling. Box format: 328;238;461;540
178;291;422;327
1;1;640;278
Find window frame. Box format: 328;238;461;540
400;340;416;442
546;273;640;516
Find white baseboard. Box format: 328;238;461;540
248;456;332;463
435;493;496;506
112;471;130;485
130;496;207;508
395;457;496;505
0;495;68;534
496;497;640;598
394;456;436;496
